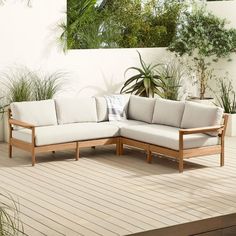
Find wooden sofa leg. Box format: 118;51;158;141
32;149;36;166
220;152;224;167
220;137;225;167
31;128;36;166
9;144;12;158
116;138;124;156
220;114;228;167
76;143;80;161
147;149;152;163
179;132;184;173
8;109;13;159
179;156;184;173
116;138;120;155
119;139;124;155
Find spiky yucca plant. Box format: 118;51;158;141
120;51;162;98
121;52;184;100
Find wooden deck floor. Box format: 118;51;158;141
0;137;236;236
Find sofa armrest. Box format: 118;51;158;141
9;119;35;130
179;125;224;135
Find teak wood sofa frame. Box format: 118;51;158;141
8;109;228;173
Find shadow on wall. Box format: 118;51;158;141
82;73;124;96
55;75;124;97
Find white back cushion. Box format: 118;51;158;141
95;97;109;122
152;98;185;127
181;101;224;135
11;100;58;127
128;95;155;123
55;97;97;124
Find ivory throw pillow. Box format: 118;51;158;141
95;95;130;122
105;95;127;121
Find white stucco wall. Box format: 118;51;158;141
0;0;236;141
0;0;235;97
207;1;236;92
0;0;170;98
0;0;170;141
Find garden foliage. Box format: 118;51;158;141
63;0;184;49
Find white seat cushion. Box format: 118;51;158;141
12;123;119;146
55;97;98;124
106;119;147;128
120;124;219;150
10;100;58;127
104;119;146;135
128;95;155;123
152;98;185;127
181;101;224;136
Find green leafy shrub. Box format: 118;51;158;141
61;0;101;49
168;4;236;99
62;0;185;49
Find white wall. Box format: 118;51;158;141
0;0;235;97
207;1;236;92
0;0;236;141
0;0;170;98
0;0;170;141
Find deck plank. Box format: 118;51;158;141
0;137;236;236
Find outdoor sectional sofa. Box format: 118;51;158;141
8;95;228;173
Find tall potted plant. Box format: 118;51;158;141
168;4;236;102
216;78;236;136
